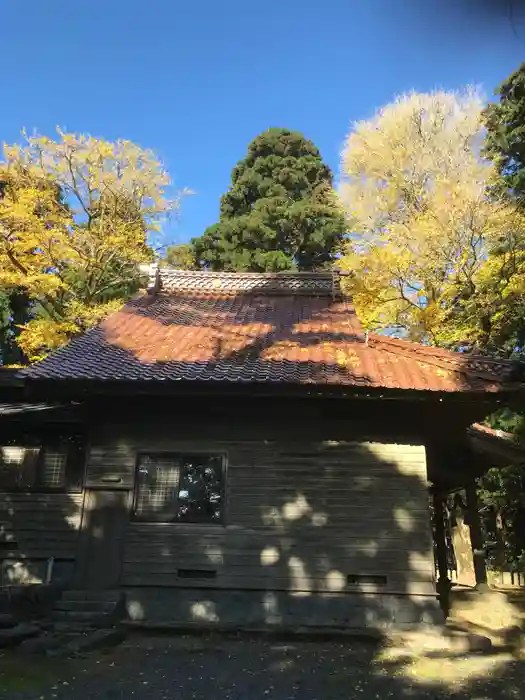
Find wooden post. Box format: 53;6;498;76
432;489;450;585
494;507;506;570
464;479;488;589
432;488;452;614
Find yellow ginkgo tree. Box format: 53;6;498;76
338;89;525;354
0;129;181;361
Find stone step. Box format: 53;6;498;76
60;589;122;602
50;626;126;657
20;626;126;656
52;621;98;634
54;600;117;614
388;627;493;654
0;614;17;630
0;623;40;648
51;610;114;625
19;633;63;656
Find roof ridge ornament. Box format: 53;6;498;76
146;263;161;296
156;267;345;297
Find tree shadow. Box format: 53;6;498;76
373;647;525;700
95;292;373;386
12;623;524;700
13;286;524;696
17;287;511;633
27;289;511;395
119;402;443;634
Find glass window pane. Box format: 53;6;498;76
177;454;224;523
134;453;224;523
0;446;39;489
134;454;181;521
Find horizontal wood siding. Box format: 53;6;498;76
85;444;135;489
0;492;84;560
93;428;436;595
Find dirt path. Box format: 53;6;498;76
2;636;524;700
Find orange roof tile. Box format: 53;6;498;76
24;270;525;393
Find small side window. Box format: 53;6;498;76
40;448;67;489
0;446;39;490
0;442;78;492
133;452;225;524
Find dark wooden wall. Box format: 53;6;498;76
0;422;85;585
0;492;84;571
0;395;454;598
83;410;436;597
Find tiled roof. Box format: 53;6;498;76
23;269;525;393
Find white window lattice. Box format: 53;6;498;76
134;453;224;523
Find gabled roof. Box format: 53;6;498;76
22;269;525;393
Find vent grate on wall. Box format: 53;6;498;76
177;569;217;580
347;574;387;586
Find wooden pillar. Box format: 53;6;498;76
494;508;506;570
464;479;488;589
432;489;450;585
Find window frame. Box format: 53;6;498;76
132;450;228;525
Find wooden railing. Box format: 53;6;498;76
487;569;525;589
441;567;525;589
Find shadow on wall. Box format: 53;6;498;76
117;435;525;697
122;437;443;631
0;421;84;616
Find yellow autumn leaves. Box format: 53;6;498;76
3;91;523;363
0;129;180;361
338;89;525;351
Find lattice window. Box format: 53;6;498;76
134;454;180;521
0;444;69;491
40;448;67;488
133;453;225;523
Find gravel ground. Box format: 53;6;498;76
1;635;524;700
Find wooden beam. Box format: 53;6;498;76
465;479;488;589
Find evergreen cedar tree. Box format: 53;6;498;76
192;128;347;272
484;62;525;206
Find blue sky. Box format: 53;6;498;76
1;1;524;249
